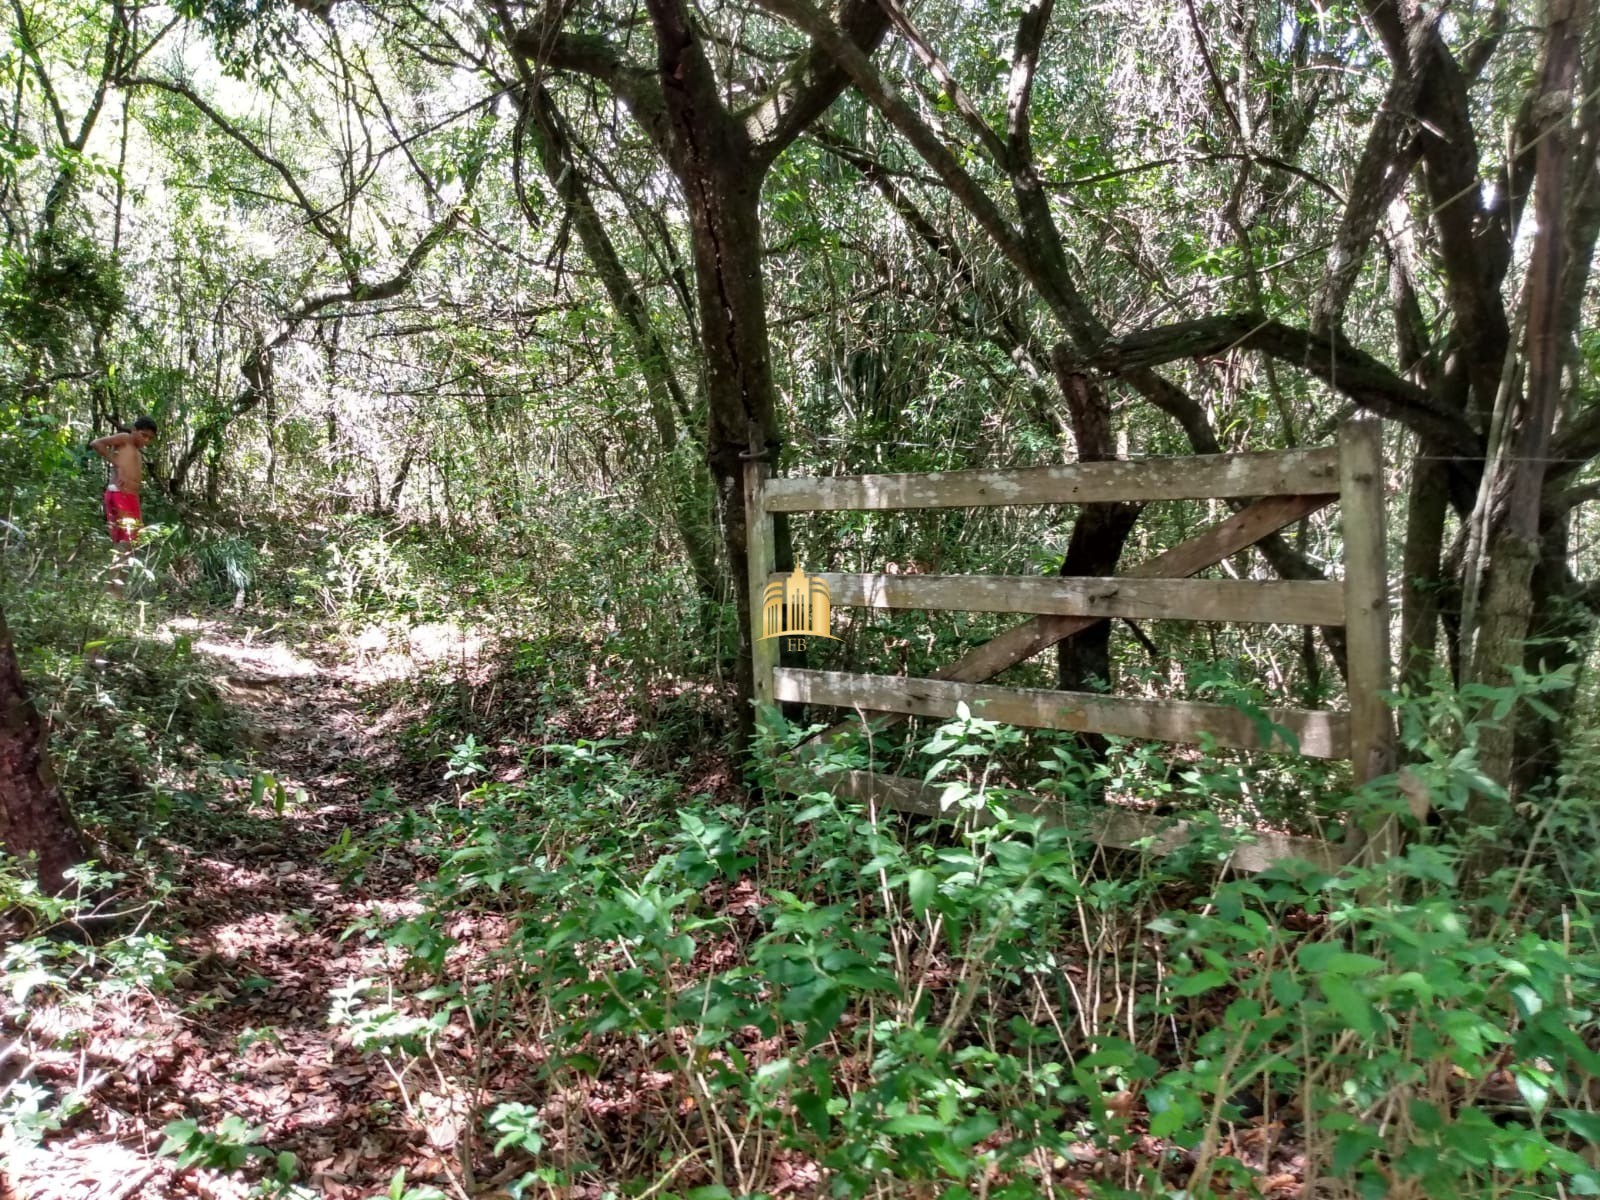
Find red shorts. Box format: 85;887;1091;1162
105;490;141;543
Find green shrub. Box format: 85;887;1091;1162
322;710;1600;1199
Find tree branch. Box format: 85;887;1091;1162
1181;0;1242;139
741;0;889;163
508;20;672;156
1044;152;1343;203
123;73;356;273
875;0;1008;166
1098;313;1482;456
815;127;1066;439
170;163;479;494
1362;0;1508;420
762;0;1226;455
9;0;71;149
1310;48;1424;332
754;0;1036;290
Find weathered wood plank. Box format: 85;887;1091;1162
763;447;1340;512
805;572;1345;626
745;461;778;709
777;669;1350;758
796;493;1338;754
775;768;1343;873
1337;419;1397;864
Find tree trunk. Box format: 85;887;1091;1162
385;443;417;514
1400;450;1450;689
504;0;889;750
1467;0;1586;812
689;173;782;746
1053;365;1142;773
205;437;224;508
1056;505;1144;694
0;604;89;894
1053;365;1141;695
1510;522;1591;796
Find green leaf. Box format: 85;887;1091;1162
1555;1109;1600;1144
1409;1098;1443;1132
157;1118;198;1158
1298;944;1386;976
1169;969;1228;997
755;1059;793;1090
1321;976;1379;1037
882;1113;945;1134
1149;1102;1190;1138
952;1111;998;1148
1269;969;1305;1007
1515;1069;1552;1117
793;1090;831;1137
801;984;848;1048
1321;952;1388;976
908;869;936;916
1332;1126;1379;1175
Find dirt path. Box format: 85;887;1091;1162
5;620;472;1200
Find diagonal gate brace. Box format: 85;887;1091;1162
795;491;1336;754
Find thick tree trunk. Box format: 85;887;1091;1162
1400;451;1450;689
1053;365;1141;694
1467;0;1586;815
508;0;888;749
1056;504;1142;696
689;176;782;745
1052;366;1142;776
0;604;89;894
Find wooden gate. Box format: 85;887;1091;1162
744;420;1394;873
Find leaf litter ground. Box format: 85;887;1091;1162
4;619;491;1200
2;617;1313;1200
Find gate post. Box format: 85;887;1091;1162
744;459;778;710
1338;418;1397;863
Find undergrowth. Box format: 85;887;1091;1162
310;711;1600;1200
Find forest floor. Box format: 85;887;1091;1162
2;601;1333;1200
6;615;509;1200
5;605;1469;1200
2;605;1334;1200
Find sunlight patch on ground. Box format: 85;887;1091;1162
2;1135;185;1200
344;620;490;683
193;638;319;679
161;616;321;679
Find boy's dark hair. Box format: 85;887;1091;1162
133;415;157;433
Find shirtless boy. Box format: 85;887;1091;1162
90;415;157;545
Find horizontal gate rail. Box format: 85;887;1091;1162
773;669;1349;757
793;492;1340;752
777;769;1343;874
777;572;1346;625
762;445;1339;512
